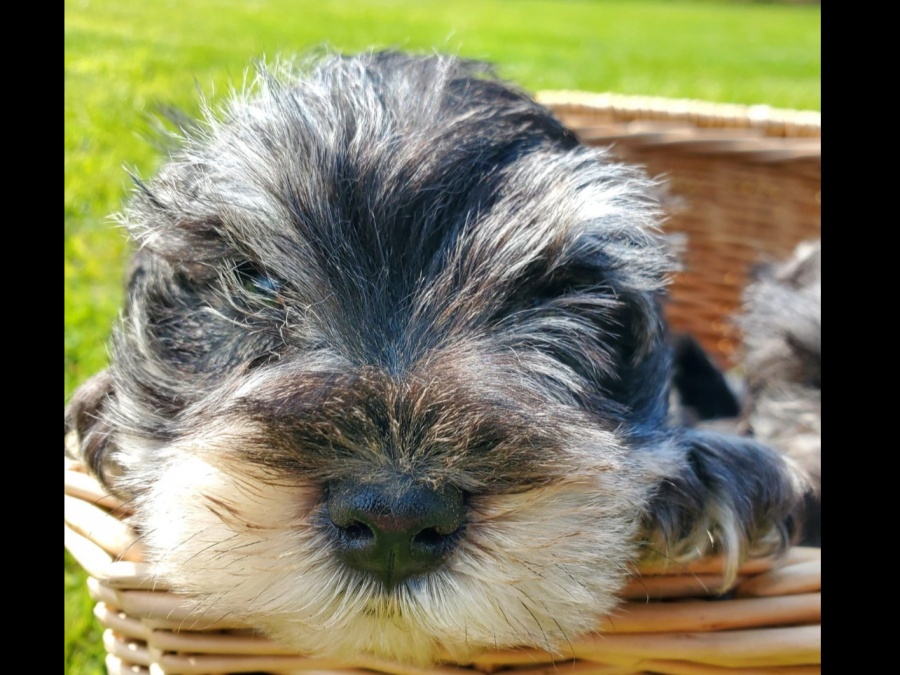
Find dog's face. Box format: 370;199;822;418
66;52;806;663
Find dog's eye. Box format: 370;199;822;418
236;262;284;305
246;275;280;295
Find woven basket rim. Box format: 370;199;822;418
536;90;821;139
65;461;821;675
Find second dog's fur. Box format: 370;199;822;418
66;52;809;663
737;239;821;545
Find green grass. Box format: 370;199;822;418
64;1;819;672
65;551;105;674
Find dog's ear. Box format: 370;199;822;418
642;428;808;579
65;370;120;489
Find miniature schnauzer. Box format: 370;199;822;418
66;51;809;663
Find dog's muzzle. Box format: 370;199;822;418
325;478;466;588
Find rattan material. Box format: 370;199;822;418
65;460;821;675
66;92;822;674
535;92;821;369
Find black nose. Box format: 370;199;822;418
326;478;465;588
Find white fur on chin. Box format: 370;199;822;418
135;425;644;663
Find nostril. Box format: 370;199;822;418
412;526;452;549
341;520;375;543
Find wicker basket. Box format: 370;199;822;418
65;92;822;675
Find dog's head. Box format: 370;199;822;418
65;52;807;663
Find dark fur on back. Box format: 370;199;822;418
66;51;809;662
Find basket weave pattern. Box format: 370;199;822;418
66;93;822;675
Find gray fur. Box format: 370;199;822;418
737;239;821;545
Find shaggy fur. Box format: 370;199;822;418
65;51;808;663
737;239;821;546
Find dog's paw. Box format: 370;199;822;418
640;428;810;579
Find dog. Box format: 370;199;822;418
65;51;809;664
736;239;821;546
